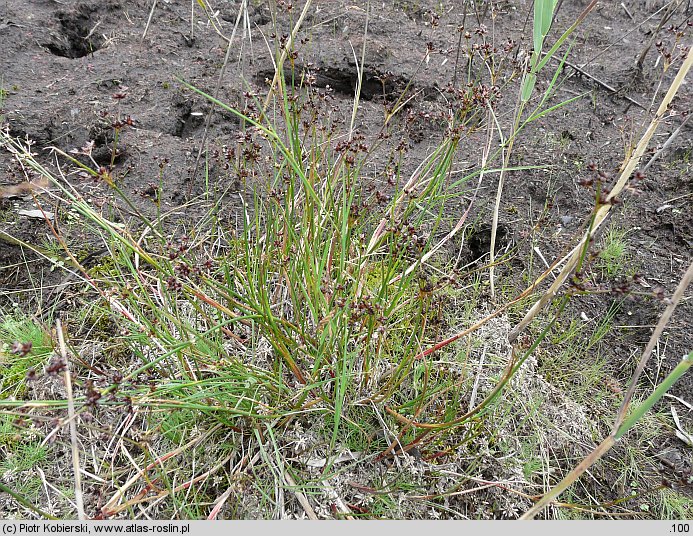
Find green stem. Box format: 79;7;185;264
0;481;59;519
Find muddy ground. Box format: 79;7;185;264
0;0;691;519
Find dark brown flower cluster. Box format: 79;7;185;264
11;341;32;357
334;132;369;166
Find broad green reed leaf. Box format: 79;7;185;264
525;0;557;102
615;351;693;440
533;0;557;62
521;72;537;102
